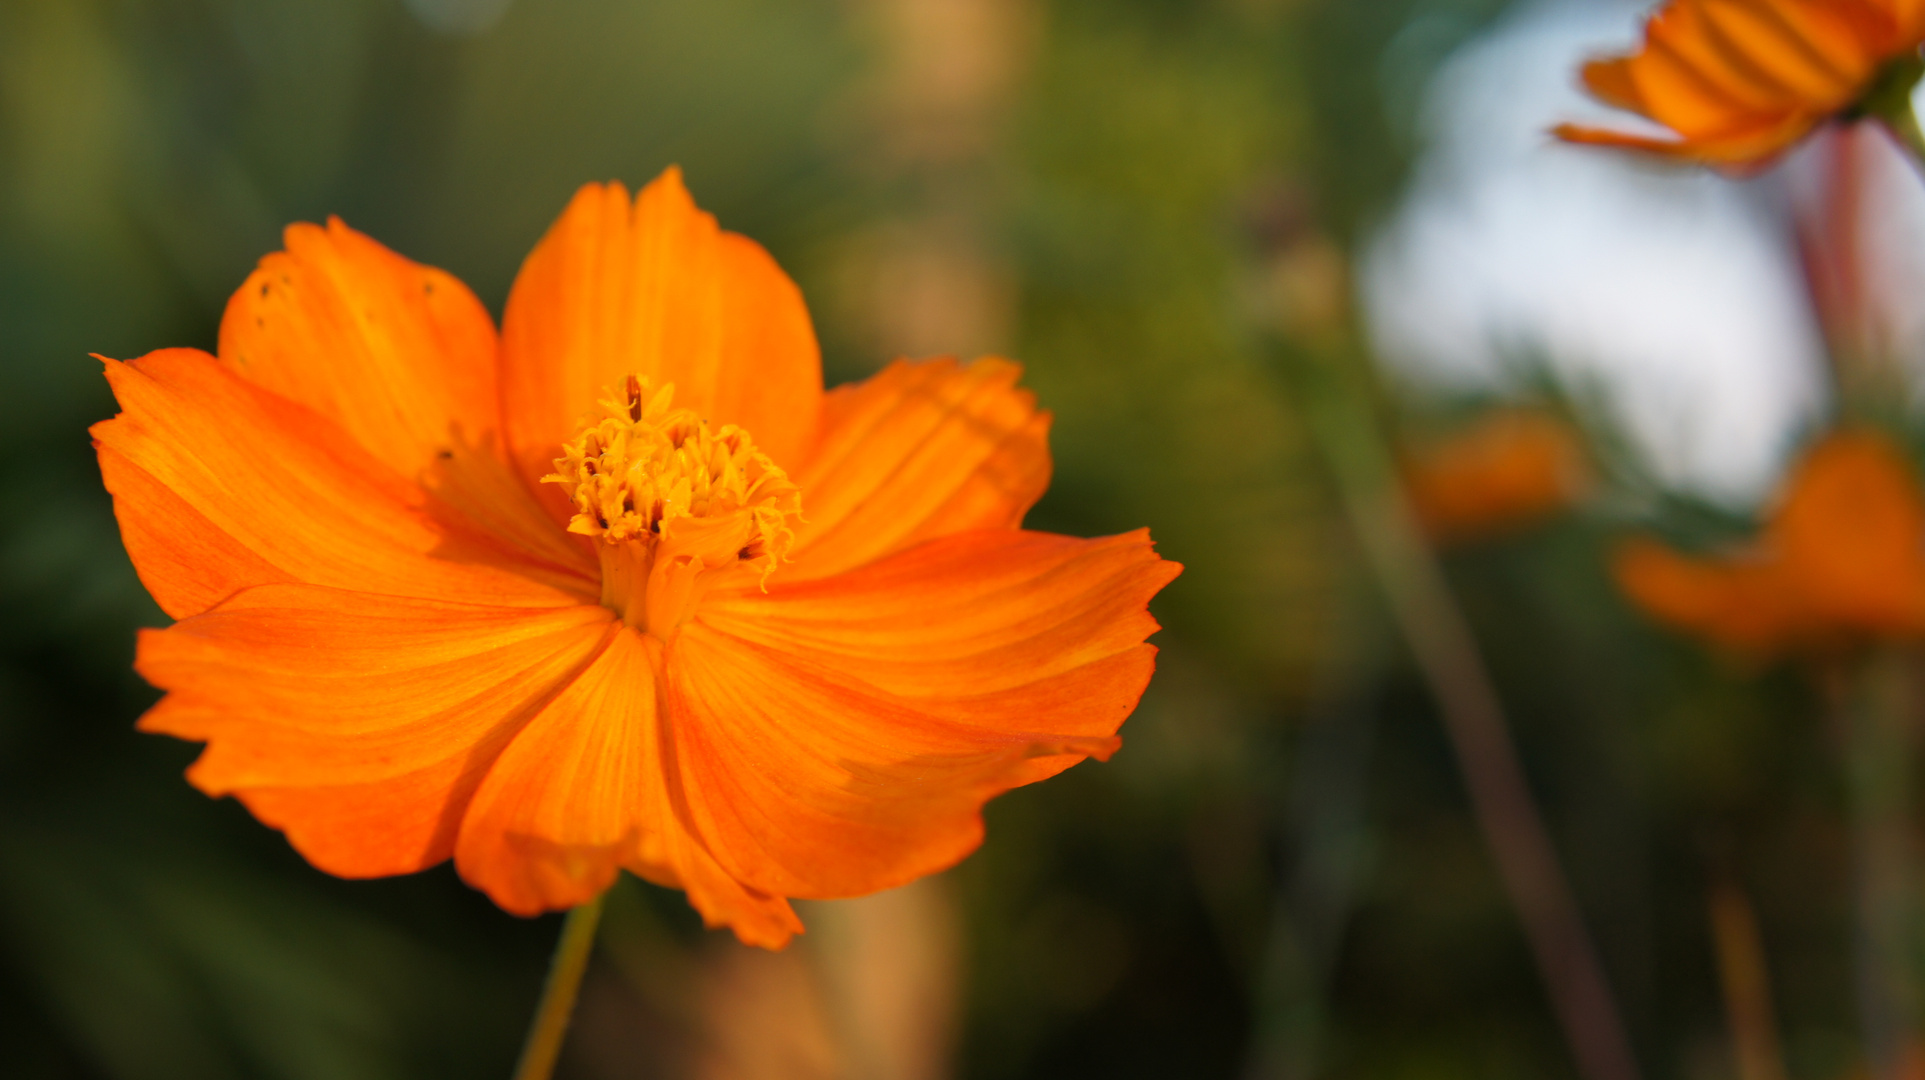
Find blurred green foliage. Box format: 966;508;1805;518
0;0;1885;1078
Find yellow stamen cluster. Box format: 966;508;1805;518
544;376;800;586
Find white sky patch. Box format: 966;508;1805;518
1360;0;1831;504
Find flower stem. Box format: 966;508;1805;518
1293;353;1641;1080
1862;55;1925;177
511;893;607;1080
1835;652;1918;1080
1878;107;1925;178
1707;881;1788;1080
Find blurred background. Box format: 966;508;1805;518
4;0;1924;1076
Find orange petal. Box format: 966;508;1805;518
1770;430;1925;633
1553;121;1697;155
94;441;297;618
1401;410;1588;544
220;218;499;484
91;348;591;618
1693;0;1868;106
1553;111;1821;168
1613;536;1800;653
1628;28;1779;137
1559;0;1891;167
452;628;652;914
1659;0;1810;110
786;358;1051;581
238;771;491;880
453;627;804;945
223;223;585;581
1581;57;1650;113
135;584;615;876
1875;0;1925;41
500;169;823;521
674;528;1179;900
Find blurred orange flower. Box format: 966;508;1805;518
1554;0;1925;168
1401;410;1590;544
1615;430;1925;655
91;168;1180;948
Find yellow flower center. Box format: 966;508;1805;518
544;375;801;636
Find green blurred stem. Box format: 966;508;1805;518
1877;102;1925;177
1708;881;1788;1080
511;892;607;1080
1863;55;1925;176
1297;357;1641;1080
1839;651;1918;1080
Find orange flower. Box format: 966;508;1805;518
1554;0;1925;168
91;169;1180;948
1401;410;1590;544
1615;429;1925;655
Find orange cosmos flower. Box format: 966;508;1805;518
91;168;1180;948
1401;409;1591;544
1615;429;1925;655
1554;0;1925;168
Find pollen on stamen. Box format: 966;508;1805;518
542;376;802;586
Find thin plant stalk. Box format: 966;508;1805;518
512;892;608;1080
1863;55;1925;175
1244;678;1383;1080
1708;882;1788;1080
1877;105;1925;176
1819;57;1925;1077
1836;651;1918;1080
1296;356;1641;1080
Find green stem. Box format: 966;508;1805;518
1707;882;1788;1080
1839;652;1917;1080
1862;55;1925;177
1879;106;1925;178
1294;353;1641;1080
511;893;607;1080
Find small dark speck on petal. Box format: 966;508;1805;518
254;317;264;328
436;449;453;460
259;282;270;298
